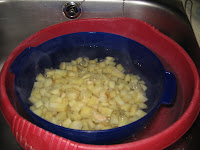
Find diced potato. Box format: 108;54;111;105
136;110;147;118
45;69;55;77
36;73;45;82
108;100;118;110
91;86;103;96
125;112;130;117
88;67;95;72
72;65;78;72
110;114;119;125
107;66;125;79
49;95;62;103
120;89;128;97
87;96;99;107
82;73;91;79
101;102;109;107
30;105;36;111
61;93;66;98
55;69;67;77
50;87;60;95
87;84;94;92
118;116;129;127
138;103;148;109
118;83;125;90
44;78;53;87
122;94;132;103
124;84;131;91
70;112;82;120
95;124;104;130
70;121;83;130
82;120;89;130
66;63;73;71
135;92;148;103
115;96;125;106
108;81;115;89
71;101;84;112
129;116;140;123
76;57;83;64
84;57;89;62
87;119;95;129
93;112;106;123
125;74;131;82
130;75;140;83
43;111;52;121
99;91;107;102
71;60;77;65
80;106;92;118
98;62;106;68
34;100;43;108
116;64;124;72
129;104;139;116
39;88;46;97
68;100;76;108
106;56;115;61
29;56;148;130
33;82;43;88
81;97;90;104
30;88;40;97
56;112;67;121
68;71;77;77
45;102;67;112
89;58;97;64
109;90;116;98
102;126;112;130
50;117;57;125
99;106;113;116
62;118;72;128
29;96;40;103
59;62;66;70
72;78;83;85
141;84;147;91
121;104;131;112
32;108;43;117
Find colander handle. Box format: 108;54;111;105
161;71;176;105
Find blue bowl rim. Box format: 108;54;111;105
12;31;167;134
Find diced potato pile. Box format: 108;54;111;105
29;56;148;130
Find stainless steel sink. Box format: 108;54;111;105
0;0;200;149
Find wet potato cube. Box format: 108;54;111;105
29;56;148;130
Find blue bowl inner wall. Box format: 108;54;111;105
13;32;165;125
11;32;165;144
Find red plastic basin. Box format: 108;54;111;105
0;18;200;150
